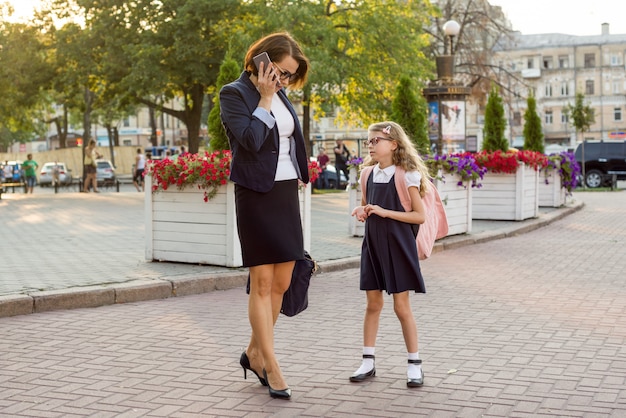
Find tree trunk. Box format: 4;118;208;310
302;89;312;157
149;106;157;146
105;123;116;167
82;87;94;181
184;84;205;154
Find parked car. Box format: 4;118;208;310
322;164;349;189
39;162;73;187
96;160;116;186
574;140;626;188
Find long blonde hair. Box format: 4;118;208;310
363;121;431;196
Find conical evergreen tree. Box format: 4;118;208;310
523;94;544;153
390;76;430;155
482;85;509;152
208;56;240;151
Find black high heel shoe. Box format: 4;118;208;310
263;369;291;400
240;351;268;386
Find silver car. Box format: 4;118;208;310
39;162;73;187
96;160;116;186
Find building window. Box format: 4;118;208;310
561;82;569;96
513;111;521;126
615;107;623;122
561;111;569;124
610;54;622;66
585;80;595;95
558;55;569;68
543;57;553;69
545;110;553;125
123;117;130;127
527;58;534;69
584;53;595;68
545;84;552;97
613;81;621;94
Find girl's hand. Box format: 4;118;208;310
364;204;389;219
351;205;368;222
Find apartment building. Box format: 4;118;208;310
492;23;626;150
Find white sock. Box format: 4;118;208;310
407;352;422;379
354;347;375;375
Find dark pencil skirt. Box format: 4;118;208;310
235;179;304;267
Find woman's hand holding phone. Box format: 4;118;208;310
253;52;282;95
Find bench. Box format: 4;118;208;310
0;182;26;199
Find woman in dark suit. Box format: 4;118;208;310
219;32;310;400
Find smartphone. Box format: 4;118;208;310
253;52;271;73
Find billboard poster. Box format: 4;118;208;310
441;100;465;141
428;101;439;140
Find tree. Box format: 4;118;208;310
46;0;243;154
390;76;430;155
566;92;595;187
522;94;544;153
208;56;240;151
482;85;508;152
0;20;54;150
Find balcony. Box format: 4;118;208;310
521;68;541;78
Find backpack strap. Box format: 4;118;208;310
360;166;375;203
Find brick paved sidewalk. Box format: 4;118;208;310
0;191;624;416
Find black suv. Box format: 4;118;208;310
575;140;626;188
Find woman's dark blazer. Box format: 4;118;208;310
220;71;310;193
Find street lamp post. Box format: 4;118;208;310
423;20;471;155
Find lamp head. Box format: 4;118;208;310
443;20;461;37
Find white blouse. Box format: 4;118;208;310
271;94;298;181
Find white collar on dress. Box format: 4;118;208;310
373;164;396;178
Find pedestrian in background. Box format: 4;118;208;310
316;146;330;189
350;121;430;388
82;139;101;193
133;148;146;192
333;139;351;189
22;154;39;194
219;31;310;400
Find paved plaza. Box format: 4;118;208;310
0;186;625;416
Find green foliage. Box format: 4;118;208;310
390;76;429;155
482;85;509;152
208;57;240;151
566;92;595;137
523;95;544;153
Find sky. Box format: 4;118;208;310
489;0;626;36
4;0;626;36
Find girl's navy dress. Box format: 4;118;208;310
360;173;426;294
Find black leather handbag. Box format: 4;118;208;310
246;251;318;317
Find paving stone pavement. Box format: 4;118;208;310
1;186;625;416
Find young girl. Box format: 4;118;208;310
350;121;430;388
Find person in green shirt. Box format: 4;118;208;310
22;154;39;194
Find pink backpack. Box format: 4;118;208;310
360;166;448;260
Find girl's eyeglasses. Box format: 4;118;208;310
364;137;393;146
273;62;298;83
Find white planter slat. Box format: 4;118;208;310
538;169;566;207
348;186;364;237
434;172;472;236
472;164;539;221
145;176;311;266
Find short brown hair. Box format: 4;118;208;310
244;32;309;89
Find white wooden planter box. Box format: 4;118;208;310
348;186;364;237
472;164;539;221
538;169;566;207
145;176;311;267
434;172;472;235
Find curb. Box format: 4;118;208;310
0;202;583;319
